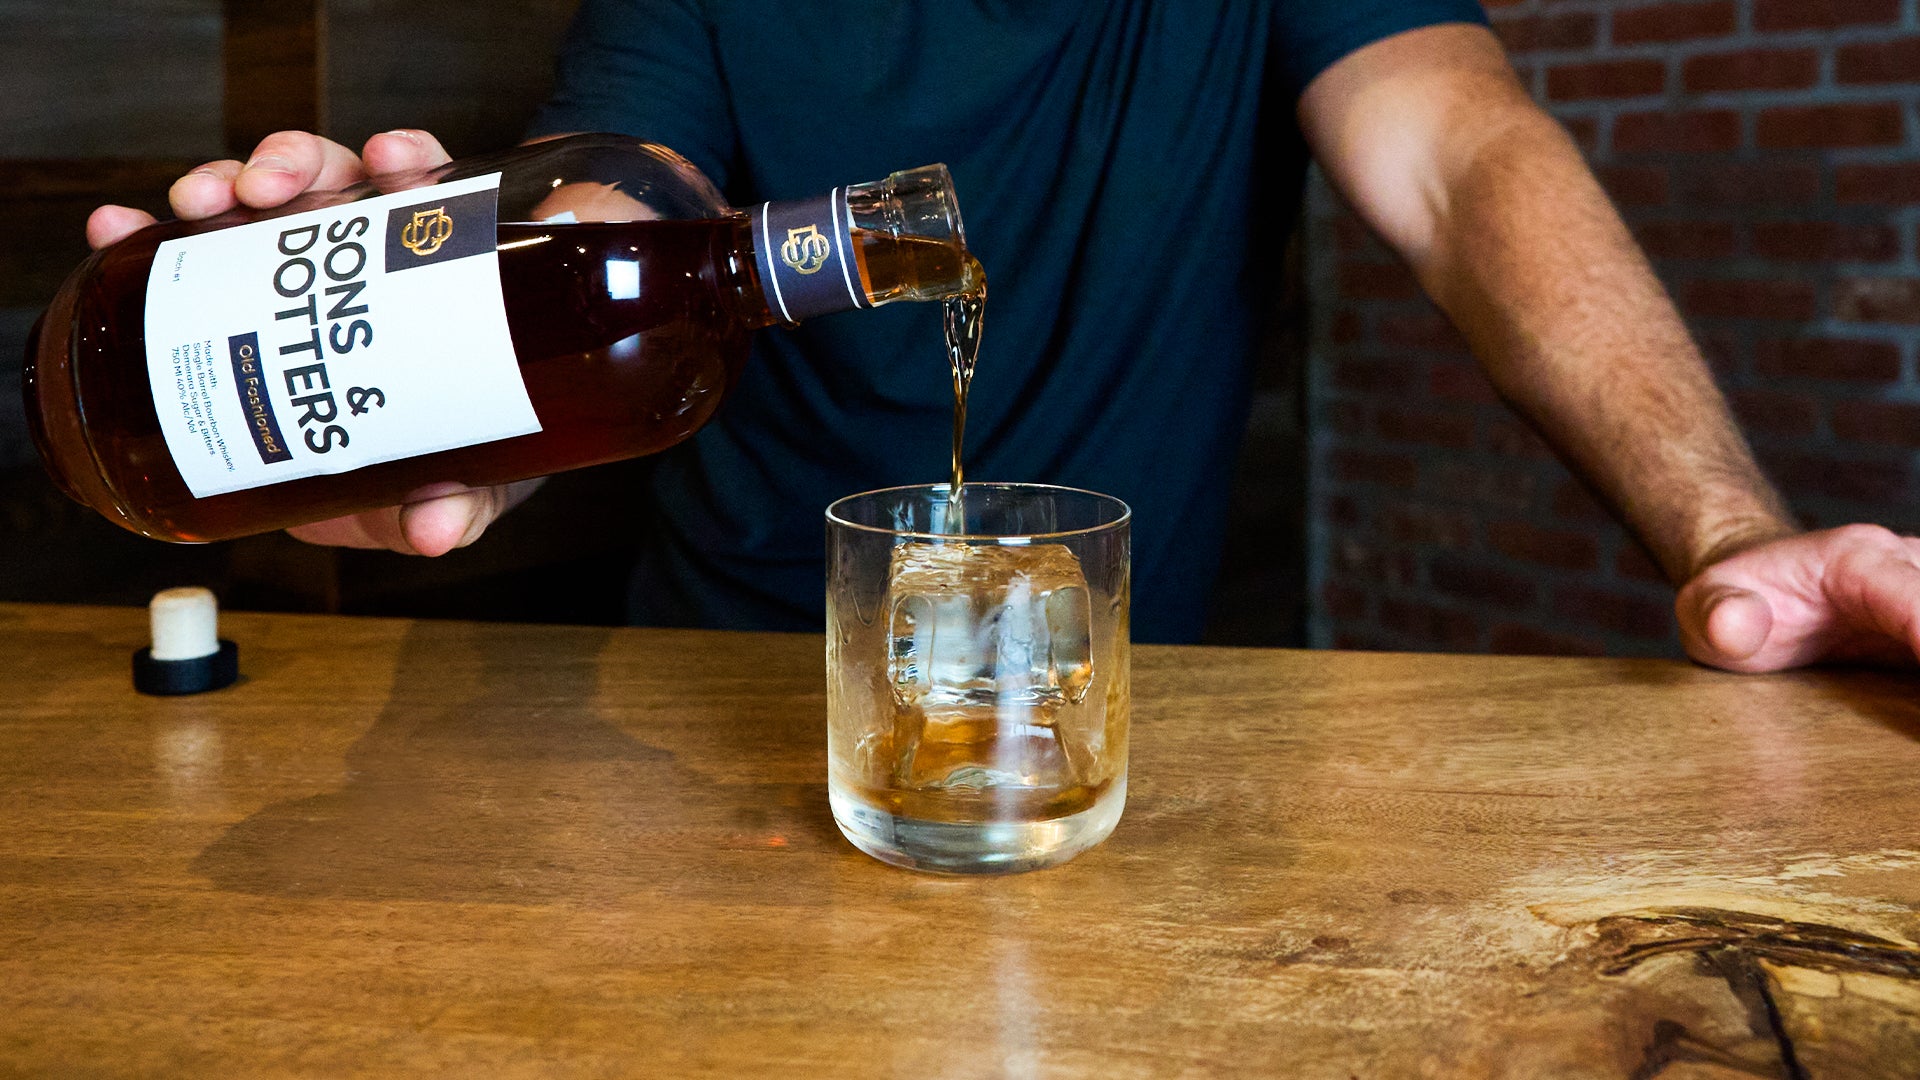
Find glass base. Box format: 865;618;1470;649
829;774;1126;875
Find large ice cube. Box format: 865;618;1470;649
885;542;1097;789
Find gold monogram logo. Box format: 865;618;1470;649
780;224;831;275
400;206;455;257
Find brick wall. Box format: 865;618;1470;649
1306;0;1920;656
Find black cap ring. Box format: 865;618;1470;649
133;640;240;696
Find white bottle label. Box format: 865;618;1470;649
143;173;540;499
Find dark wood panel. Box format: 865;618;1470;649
0;158;203;200
0;2;224;159
324;0;580;155
222;0;326;155
0;158;201;307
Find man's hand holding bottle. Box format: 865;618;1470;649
87;129;539;556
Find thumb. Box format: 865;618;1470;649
1678;581;1774;669
397;487;499;557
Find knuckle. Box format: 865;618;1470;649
1833;523;1900;550
254;130;319;162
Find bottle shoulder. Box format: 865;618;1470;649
451;135;735;224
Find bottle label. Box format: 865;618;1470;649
143;173;540;499
751;189;871;324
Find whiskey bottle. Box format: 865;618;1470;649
24;135;978;543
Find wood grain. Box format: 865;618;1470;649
2;602;1918;1077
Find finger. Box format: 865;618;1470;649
1825;542;1920;664
85;204;158;250
233;131;369;209
167;160;244;220
362;129;453;177
286;509;412;552
397;487;500;557
1678;582;1774;670
284;482;513;556
285;492;487;555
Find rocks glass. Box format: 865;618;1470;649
825;483;1130;874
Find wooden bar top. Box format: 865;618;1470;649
3;601;1919;1077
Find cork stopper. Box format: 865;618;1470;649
134;587;239;695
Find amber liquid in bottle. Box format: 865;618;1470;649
26;218;972;543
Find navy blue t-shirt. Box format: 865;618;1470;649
529;0;1487;643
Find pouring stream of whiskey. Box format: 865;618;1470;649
941;258;986;535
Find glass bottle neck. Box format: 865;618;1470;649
746;164;979;326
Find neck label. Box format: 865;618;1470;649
752;188;870;324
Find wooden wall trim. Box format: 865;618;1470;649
0;159;204;201
0;159;203;307
223;0;328;156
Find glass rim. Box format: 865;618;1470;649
825;482;1131;542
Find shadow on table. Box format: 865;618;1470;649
191;620;838;905
1805;669;1920;744
1593;659;1920;747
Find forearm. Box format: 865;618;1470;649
1414;103;1795;581
1302;25;1799;583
